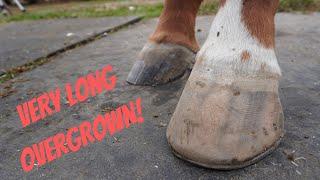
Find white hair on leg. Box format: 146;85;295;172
197;0;281;79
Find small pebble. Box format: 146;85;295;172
66;32;75;37
158;122;167;127
283;149;295;161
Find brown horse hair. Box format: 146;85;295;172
149;0;204;52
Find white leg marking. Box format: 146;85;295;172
197;0;281;78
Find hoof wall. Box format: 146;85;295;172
127;42;195;86
166;60;284;169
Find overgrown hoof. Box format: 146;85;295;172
127;42;196;86
166;57;284;170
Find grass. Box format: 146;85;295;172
5;4;162;20
1;0;320;24
199;0;220;15
278;0;320;12
0;1;163;24
199;0;320;14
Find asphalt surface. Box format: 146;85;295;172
0;16;140;72
0;13;319;179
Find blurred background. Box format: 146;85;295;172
0;0;319;25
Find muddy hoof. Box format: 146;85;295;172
127;42;196;86
166;57;284;170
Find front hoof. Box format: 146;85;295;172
127;42;195;86
166;59;284;170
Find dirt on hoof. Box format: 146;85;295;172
166;55;284;169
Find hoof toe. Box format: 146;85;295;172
127;42;195;86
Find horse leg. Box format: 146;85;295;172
167;0;284;169
127;0;203;86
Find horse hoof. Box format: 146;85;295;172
127;42;196;86
166;55;284;170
